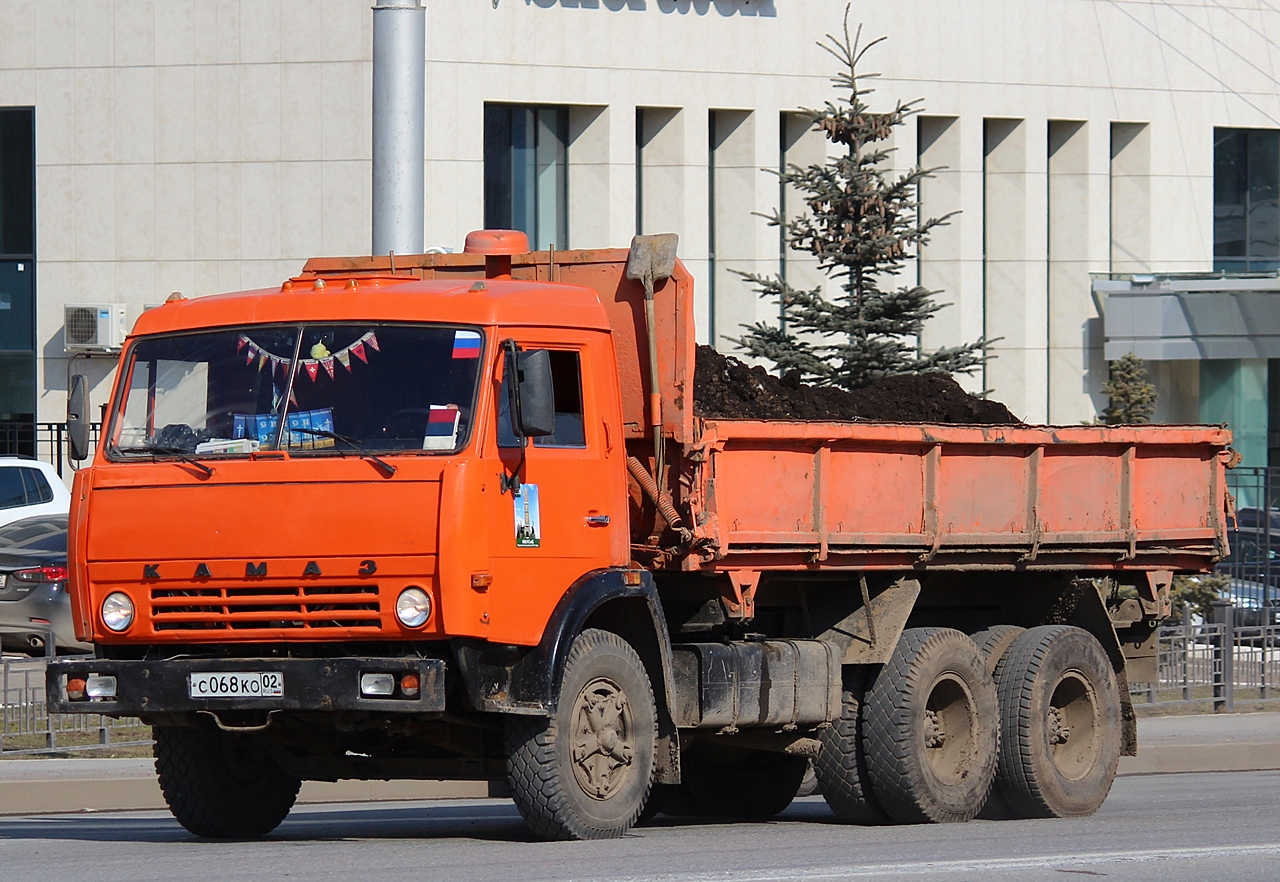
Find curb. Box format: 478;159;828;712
1117;741;1280;775
0;777;488;816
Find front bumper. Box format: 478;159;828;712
46;656;446;716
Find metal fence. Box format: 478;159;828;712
0;420;101;479
1222;466;1280;616
1130;605;1280;712
0;636;149;756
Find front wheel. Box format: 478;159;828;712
505;628;656;840
153;725;301;838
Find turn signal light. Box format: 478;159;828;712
66;678;87;701
400;673;420;697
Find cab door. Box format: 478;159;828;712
483;333;626;645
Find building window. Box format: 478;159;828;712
484;105;568;250
0;107;34;437
1214;128;1280;272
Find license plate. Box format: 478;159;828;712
188;671;284;699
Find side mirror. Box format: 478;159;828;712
505;345;555;438
67;374;90;462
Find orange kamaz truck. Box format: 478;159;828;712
47;232;1232;840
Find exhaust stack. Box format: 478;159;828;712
372;0;426;258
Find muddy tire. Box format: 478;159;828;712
993;625;1121;818
682;743;809;820
863;627;999;824
814;665;890;824
971;625;1025;677
153;725;301;838
505;628;656;840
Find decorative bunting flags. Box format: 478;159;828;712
237;330;387;384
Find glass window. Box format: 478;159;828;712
484;104;568;250
0;108;34;258
18;467;51;504
108;325;485;459
0;467;26;509
497;349;586;449
1215;128;1280;272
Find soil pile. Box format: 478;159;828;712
693;345;1020;425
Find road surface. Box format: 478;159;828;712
1;769;1277;881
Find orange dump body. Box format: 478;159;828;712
683;420;1232;576
68;247;1231;653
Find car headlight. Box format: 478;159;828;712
395;587;431;628
101;592;135;632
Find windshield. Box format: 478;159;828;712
108;324;484;458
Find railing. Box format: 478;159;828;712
0;631;150;756
1130;605;1280;712
0;421;101;479
1222;466;1279;613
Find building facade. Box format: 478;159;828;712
1;0;1278;460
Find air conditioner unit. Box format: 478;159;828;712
64;303;128;353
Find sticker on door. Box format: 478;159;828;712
514;483;541;548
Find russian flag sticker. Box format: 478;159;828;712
423;405;460;450
452;330;482;359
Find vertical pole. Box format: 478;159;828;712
372;0;426;258
1182;603;1192;702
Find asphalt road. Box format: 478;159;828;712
1;770;1278;882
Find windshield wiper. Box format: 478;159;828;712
288;428;397;477
116;445;215;478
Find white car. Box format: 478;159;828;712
0;458;71;530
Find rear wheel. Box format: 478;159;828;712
814;665;890;824
505;628;656;840
863;627;998;824
971;625;1025;677
682;743;809;820
153;724;301;839
993;625;1121;818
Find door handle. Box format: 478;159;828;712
585;515;611;526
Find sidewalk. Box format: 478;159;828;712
1;712;1277;815
1117;711;1280;775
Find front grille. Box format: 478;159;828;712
150;584;381;632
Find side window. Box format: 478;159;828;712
20;468;53;504
496;349;587;449
535;351;586;448
0;469;26;510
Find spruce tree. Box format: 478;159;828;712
733;8;987;389
1102;352;1157;424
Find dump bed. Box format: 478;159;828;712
681;420;1232;574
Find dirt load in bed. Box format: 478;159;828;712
693;345;1020;425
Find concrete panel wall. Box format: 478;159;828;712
3;1;1278;420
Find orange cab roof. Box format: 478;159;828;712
130;277;613;339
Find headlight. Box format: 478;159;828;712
101;592;135;632
395;587;431;628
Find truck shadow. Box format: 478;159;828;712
0;797;839;844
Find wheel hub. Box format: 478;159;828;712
570;677;635;800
